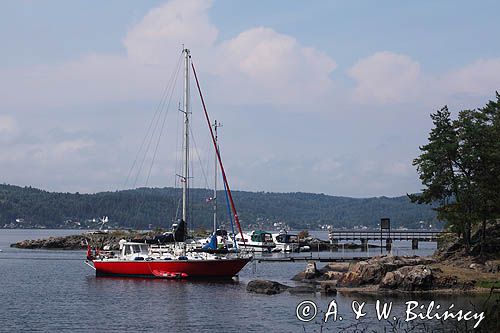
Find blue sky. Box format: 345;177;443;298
1;0;499;197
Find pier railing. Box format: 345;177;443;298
328;230;449;242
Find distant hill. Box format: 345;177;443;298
0;184;439;230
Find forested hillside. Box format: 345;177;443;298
0;184;439;229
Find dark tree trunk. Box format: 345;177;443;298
480;219;487;257
465;219;471;252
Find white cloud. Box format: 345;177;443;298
123;0;217;65
348;51;500;105
214;27;337;105
348;51;423;104
0;0;336;110
443;58;500;96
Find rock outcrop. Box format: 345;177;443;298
292;261;321;281
293;255;451;292
379;265;433;291
246;280;290;295
12;235;87;250
10;230;155;250
336;256;436;287
435;219;500;264
246;280;319;295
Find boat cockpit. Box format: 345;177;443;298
119;241;150;260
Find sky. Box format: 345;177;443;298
0;0;499;197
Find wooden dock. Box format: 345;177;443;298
257;256;371;263
328;230;449;250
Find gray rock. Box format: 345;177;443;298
292;261;321;281
380;265;433;291
485;260;500;273
304;261;319;279
336;256;436;287
321;271;344;281
337;271;362;287
320;262;349;273
246;280;290;295
291;271;308;281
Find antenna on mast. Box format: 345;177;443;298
212;120;223;234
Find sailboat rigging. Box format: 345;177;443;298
85;48;251;278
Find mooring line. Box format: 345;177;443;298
0;257;83;261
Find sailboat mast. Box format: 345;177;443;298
182;48;190;227
212;120;221;234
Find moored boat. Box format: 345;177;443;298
90;241;249;278
272;232;310;252
85;48;251;279
236;230;279;252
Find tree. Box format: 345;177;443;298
410;106;466;238
411;93;500;253
457;94;500;254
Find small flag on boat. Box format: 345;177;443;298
86;245;92;260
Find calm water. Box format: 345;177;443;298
0;230;497;332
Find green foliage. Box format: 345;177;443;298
411;106;458;206
0;184;438;229
476;280;500;289
411;93;500;246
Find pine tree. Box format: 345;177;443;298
412;93;500;253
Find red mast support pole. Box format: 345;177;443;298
191;62;246;245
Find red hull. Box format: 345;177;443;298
93;258;250;279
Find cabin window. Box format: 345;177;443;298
124;246;131;255
216;230;227;236
132;245;142;253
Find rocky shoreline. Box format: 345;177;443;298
248;220;500;295
247;254;499;295
9;230;152;250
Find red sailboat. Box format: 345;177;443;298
85;48;250;279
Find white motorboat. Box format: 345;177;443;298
236;230;279;252
272;232;310;252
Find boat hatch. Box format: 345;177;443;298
215;229;228;237
123;244;149;255
277;234;298;243
251;231;273;242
